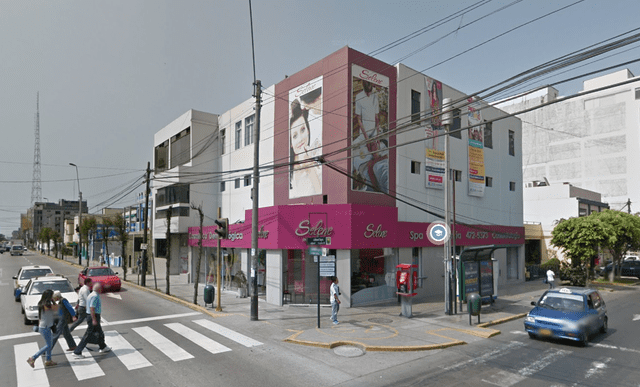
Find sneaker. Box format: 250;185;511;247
26;357;35;368
333;321;339;325
67;346;77;351
44;360;57;367
99;346;111;353
72;353;85;359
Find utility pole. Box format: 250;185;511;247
216;207;222;312
442;98;453;316
141;162;151;287
249;0;260;321
627;198;631;214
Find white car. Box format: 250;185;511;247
20;275;78;325
12;265;53;302
10;245;24;256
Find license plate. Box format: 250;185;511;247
538;329;552;336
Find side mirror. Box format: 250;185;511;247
531;301;536;306
12;275;17;280
114;272;119;275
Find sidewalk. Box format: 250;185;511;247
57;254;546;352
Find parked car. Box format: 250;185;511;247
600;260;640;279
79;266;121;291
20;274;77;324
10;245;24;256
524;287;607;346
12;265;53;302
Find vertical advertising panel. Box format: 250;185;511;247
351;64;390;194
425;77;444;189
467;98;485;197
289;76;323;199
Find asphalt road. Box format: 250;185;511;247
2;250;640;387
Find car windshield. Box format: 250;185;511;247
538;293;584;312
20;269;53;280
28;280;74;295
88;268;114;276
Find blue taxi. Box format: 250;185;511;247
524;287;607;346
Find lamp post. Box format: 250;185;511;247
69;163;82;266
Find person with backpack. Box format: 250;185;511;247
51;290;77;351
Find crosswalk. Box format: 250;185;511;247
12;318;263;387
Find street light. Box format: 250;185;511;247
69;163;82;266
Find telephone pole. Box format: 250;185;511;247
141;162;151;287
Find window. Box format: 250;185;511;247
155;184;190;207
509;130;515;156
220;181;226;192
636;87;640;100
244;174;252;186
509;181;516;191
154;140;169;172
156;206;189;218
411;90;421;122
235;178;240;189
450;108;462;139
451;169;462;182
485;176;493;187
244;115;254;146
170;127;191;167
235;121;242;150
484;122;493;148
410;161;421;174
220;129;226;155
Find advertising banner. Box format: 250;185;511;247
467;98;485;197
289;76;323;199
425;77;444;189
351;64;390;194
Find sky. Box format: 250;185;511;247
2;0;640;235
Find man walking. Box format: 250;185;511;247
73;283;111;358
546;269;556;289
330;276;341;325
70;278;91;332
51;290;77;351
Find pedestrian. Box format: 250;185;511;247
73;283;111;358
546;269;556;289
51;290;77;352
26;289;59;368
330;276;341;325
69;277;92;332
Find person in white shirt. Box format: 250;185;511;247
330;276;341;325
546;269;555;289
69;277;92;332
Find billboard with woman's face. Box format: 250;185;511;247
351;65;390;194
288;76;323;199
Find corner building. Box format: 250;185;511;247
183;47;524;307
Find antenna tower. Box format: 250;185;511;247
31;92;42;205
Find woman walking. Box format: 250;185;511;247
26;289;59;368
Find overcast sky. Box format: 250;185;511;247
2;0;639;235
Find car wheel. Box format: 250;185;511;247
23;311;30;325
580;333;588;347
528;332;535;339
21;306;24;314
600;317;608;333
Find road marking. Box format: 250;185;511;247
62;336;105;381
165;323;231;355
104;330;152;370
633;314;640;321
594;343;640;354
15;342;49;387
105;293;122;300
443;341;525;371
584;357;612;379
133;326;194;361
193;319;263;347
482;349;571;386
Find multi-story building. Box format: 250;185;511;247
27;199;87;252
495;69;640;212
152;47;524;307
121;191;153;271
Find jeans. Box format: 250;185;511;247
32;326;53;361
52;319;76;349
548;280;555;289
74;313;106;354
69;306;87;332
331;302;340;322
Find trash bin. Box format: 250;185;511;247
467;292;481;325
204;284;215;307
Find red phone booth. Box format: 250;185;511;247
396;264;418;297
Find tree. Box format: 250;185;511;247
80;217;97;267
165;206;172;295
112;213;129;281
39;227;53;255
190;203;204;305
590;210;640;281
51;230;60;259
101;217;114;267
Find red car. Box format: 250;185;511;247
79;266;121;291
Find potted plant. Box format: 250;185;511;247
234;270;248;298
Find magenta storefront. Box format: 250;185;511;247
189;204;524;306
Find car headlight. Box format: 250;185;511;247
525;316;535;323
28;305;38;311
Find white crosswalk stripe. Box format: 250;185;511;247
132;326;194;361
104;330;153;370
193;319;263;347
14;342;49;387
165;322;232;354
62;336;105;381
481;348;572;387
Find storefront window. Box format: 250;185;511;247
286;249;331;304
351;249;397;305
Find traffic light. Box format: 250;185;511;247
214;218;229;239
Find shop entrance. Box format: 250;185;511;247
284;249;332;304
351;248;397;305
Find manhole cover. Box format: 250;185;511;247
368;317;393;324
334;345;365;357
